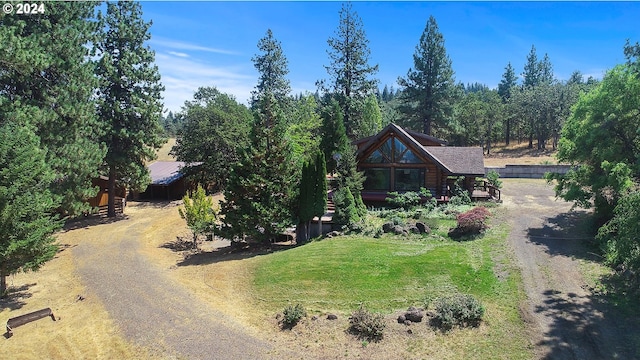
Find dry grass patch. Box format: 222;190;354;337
152;137;176;163
0;225;155;360
484;141;560;167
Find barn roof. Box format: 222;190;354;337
356;123;485;176
148;161;192;185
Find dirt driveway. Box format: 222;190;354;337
71;207;279;360
502;179;639;359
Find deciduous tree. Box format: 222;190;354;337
549;64;640;222
171;87;252;191
179;185;218;250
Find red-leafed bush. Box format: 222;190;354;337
450;207;491;238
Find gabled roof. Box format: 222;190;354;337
148;161;191;185
356;123;485;176
353;123;446;148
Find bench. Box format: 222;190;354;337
5;307;56;337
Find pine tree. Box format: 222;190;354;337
321;2;379;139
0;122;61;294
220;95;296;243
0;2;104;215
397;15;456;136
95;1;166;217
523;45;540;88
220;30;296;244
498;62;518;145
251;29;291;110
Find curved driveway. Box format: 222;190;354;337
72;213;276;360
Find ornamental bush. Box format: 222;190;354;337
282;303;306;328
432;294;485;331
452;207;490;236
349;305;385;341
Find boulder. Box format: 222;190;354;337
382;222;395;233
393;225;405;235
404;307;424;323
408;225;420;234
415;222;431;234
327;314;338;320
397;314;406;324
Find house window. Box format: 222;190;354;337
364;138;393;163
363;168;390;191
394;168;425;191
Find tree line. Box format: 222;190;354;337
1;2;164;293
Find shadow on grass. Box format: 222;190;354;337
161;236;196;252
63;214;129;231
0;283;36;311
175;241;299;267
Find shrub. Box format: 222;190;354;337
385;191;421;209
486;170;503;189
333;187;361;225
282;303;306;328
451;207;490;236
432;294;485;330
349;305;385;341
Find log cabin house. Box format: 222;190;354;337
355;123;485;204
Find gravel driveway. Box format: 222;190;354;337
72;213;277;360
502;179;639;359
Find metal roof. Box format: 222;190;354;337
148;161;190;185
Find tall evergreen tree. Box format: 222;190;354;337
0;2;104;215
320;98;347;174
220;30;296;244
397;15;456;136
220;94;296;243
320;2;379;139
0;123;61;294
95;1;166;217
523;45;540;88
498;62;518;144
251;29;291;109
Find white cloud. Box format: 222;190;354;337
155;53;255;112
168;51;189;58
151;37;240;56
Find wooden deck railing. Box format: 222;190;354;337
473;180;501;201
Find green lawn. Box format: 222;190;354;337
249;210;531;358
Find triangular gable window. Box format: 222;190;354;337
394;137;422;163
364;136;422;164
364;138;392;163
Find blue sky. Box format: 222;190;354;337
140;1;640;113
